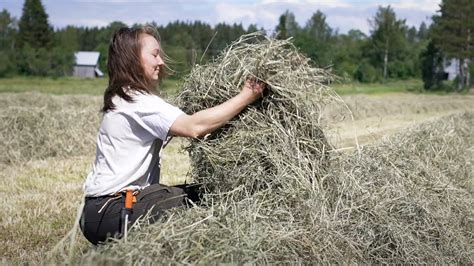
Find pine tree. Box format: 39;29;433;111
431;0;473;90
17;0;58;75
418;22;428;41
18;0;53;49
275;10;299;39
406;26;417;44
420;41;445;90
305;10;332;41
295;10;334;67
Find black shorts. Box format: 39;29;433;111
79;183;200;245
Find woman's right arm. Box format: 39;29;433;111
170;79;265;138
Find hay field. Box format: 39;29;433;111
0;91;473;264
325;93;474;148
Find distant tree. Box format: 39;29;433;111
16;0;59;75
188;21;214;53
347;29;366;41
333;30;368;81
420;41;445;90
97;21;127;45
418;22;429;41
0;9;18;76
18;0;53;49
295;10;333;67
305;10;332;41
402;24;430;79
431;0;473;90
48;46;75;76
354;60;379;83
247;24;259;33
275;10;299;39
156;20;249;76
369;5;407;81
55;26;79;51
52;26;80;76
78;26;101;51
406;26;417;44
0;9;17;49
211;23;246;57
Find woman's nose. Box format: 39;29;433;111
157;55;164;65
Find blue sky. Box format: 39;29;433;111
1;0;441;34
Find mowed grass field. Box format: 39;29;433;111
0;76;181;96
0;77;473;264
0;76;433;96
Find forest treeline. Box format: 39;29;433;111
0;0;472;90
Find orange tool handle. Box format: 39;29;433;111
125;190;134;209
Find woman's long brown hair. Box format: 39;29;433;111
102;25;165;113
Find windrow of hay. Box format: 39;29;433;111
0;93;101;164
325;93;474;122
0;156;90;264
78;111;473;264
75;34;473;264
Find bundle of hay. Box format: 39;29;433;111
176;33;338;196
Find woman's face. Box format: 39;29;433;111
140;34;164;82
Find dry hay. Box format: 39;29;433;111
0;92;101;164
325;93;474;122
176;32;337;196
78;111;473;264
75;34;473;264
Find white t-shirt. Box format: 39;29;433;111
83;92;184;197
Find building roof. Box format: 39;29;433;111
74;51;100;66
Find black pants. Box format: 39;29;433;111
80;183;200;245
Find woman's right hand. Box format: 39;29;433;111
240;78;266;103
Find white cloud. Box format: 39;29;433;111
329;14;370;34
53;18;110;28
390;0;441;13
261;0;351;8
304;0;352;8
214;0;363;32
215;3;258;23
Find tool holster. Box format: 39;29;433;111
120;190;137;238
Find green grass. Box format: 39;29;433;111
332;79;423;95
0;76;180;96
0;76;107;95
0;76;429;97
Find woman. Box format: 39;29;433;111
79;26;265;245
